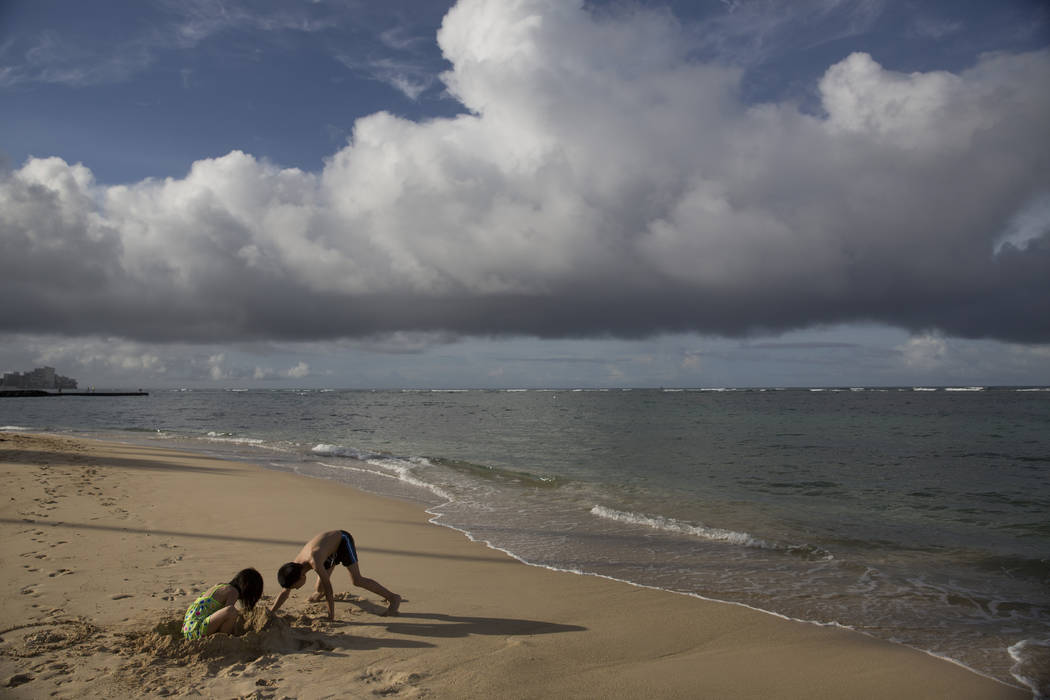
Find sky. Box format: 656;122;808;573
1;0;1049;389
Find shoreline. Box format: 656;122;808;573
0;431;1029;698
430;509;1026;693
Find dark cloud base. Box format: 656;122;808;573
5;256;1049;344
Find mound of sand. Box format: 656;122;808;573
121;607;333;666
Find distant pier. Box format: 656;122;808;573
0;390;149;397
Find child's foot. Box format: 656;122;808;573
307;592;324;603
381;594;401;617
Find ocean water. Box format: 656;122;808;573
3;387;1048;695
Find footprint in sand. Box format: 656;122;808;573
360;669;425;697
40;662;72;682
5;673;33;688
160;585;188;602
19;585;40;597
48;569;74;578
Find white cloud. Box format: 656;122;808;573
909;17;963;40
286;361;310;379
333;53;437;101
897;334;947;369
380;26;427;51
995;193;1050;254
118;353;163;371
2;0;1049;347
819;52;962;144
693;0;887;66
208;353;227;380
0;1;341;89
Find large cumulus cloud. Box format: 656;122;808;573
2;0;1049;343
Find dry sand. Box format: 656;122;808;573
0;431;1028;699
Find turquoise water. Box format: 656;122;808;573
3;387;1048;693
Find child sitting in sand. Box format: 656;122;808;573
182;568;264;640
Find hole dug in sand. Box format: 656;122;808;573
121;607;334;667
105;608;343;696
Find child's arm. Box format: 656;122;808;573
311;555;336;620
217;585;239;606
270;587;291;613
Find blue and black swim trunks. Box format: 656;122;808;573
323;530;358;570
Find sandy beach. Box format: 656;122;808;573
0;432;1027;699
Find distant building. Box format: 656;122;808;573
1;366;78;390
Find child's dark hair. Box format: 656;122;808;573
277;562;304;589
228;568;264;609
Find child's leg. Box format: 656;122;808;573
347;563;401;615
205;606;240;635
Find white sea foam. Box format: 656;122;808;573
590;505;774;549
589;505;835;560
370;456;454;502
315;452;453;502
0;425;33;431
311;443;377;461
204;431;265;445
945;386;986;392
311;443;454;501
1008;638;1050;698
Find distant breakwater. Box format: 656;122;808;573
0;390;149;397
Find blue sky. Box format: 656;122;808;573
1;0;1049;388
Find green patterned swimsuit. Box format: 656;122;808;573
182;584;226;640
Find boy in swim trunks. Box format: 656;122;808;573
270;529;401;620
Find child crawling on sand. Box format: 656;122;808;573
270;529;400;621
182;568;264;640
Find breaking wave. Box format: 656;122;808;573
589;505;832;559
